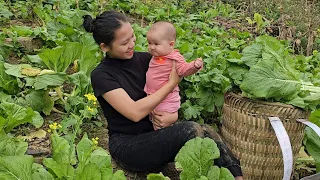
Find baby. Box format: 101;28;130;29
144;21;203;130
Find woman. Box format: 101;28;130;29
83;10;243;179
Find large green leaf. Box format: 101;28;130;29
25;55;44;65
4;63;30;78
39;46;63;71
0;9;13;19
50;132;71;164
0;155;33;180
240;58;301;101
10;26;34;36
38;42;82;73
240;43;262;67
75;133;93;175
32;163;54;180
0;131;28;156
305;127;320;172
43;158;75;179
309;109;320;127
32;73;66;90
68;72;90;96
76;134;92;161
75;163;101;180
147;172;170;180
78;48;97;76
175;137;220;179
25;90;54;115
0;102;43;133
206;166;220;180
32;111;44;128
0;91;13;102
111;170;126;180
90;148;113;180
227;64;248;86
219;167;234;180
0;62;19;95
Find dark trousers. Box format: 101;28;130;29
109;121;242;177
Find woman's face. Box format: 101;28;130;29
103;22;136;59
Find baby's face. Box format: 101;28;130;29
147;30;174;57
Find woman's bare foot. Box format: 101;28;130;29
235;176;243;180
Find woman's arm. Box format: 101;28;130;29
102;62;182;122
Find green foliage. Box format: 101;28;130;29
0;101;43;133
0;131;28;156
0;155;35;180
0;61;19;95
43;132;126;179
228;35;320;110
304;127;320;172
25;90;54;115
0;2;16;25
38;42;82;73
309;109;320;127
175;137;233;180
147;172;170;180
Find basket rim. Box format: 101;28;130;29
225;92;304;110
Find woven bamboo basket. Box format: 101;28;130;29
221;92;308;180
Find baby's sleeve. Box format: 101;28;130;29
175;57;201;77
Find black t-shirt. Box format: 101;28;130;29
91;52;154;135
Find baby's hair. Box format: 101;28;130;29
149;21;176;41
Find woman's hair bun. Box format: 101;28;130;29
83;15;95;33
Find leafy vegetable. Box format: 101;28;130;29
304;127;320;172
0;155;34;180
309;109;320;127
229;35;320;110
175;137;233;180
0;61;19;95
43;132;126;179
26;73;66;90
25;90;54;115
147;172;170;180
0;131;28;156
38;42;82;73
68;72;91;97
0;101;44;133
32;163;55;180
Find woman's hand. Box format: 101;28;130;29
151;110;178;129
168;61;183;86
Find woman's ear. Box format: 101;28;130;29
100;43;110;53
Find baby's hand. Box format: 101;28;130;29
194;58;203;69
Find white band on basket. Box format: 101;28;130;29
296;119;320;137
268;117;293;180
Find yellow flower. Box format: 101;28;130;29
87;106;94;112
92;137;99;145
47;129;52;133
49;122;62;130
93;101;97;105
84;93;97;102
